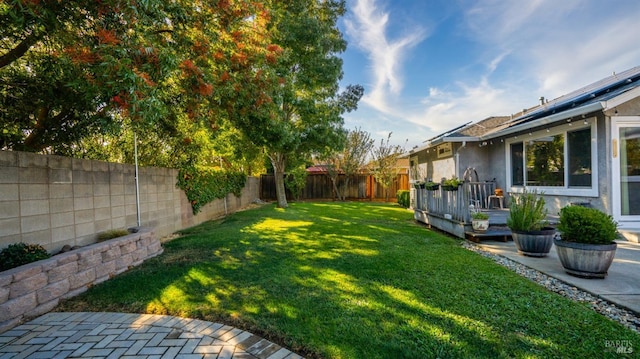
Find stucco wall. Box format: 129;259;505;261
408;111;618;216
0;150;260;253
481;113;612;215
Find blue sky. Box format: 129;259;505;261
338;0;640;148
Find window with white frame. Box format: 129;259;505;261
506;119;597;196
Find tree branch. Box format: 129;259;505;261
0;33;40;69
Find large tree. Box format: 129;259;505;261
230;0;363;207
0;0;278;168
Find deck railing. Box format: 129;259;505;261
414;181;496;222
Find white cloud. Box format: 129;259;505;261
487;52;510;75
534;16;640;97
342;0;640;148
344;0;427;114
462;0;640;98
411;79;525;133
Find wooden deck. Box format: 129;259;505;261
413;184;560;240
415;207;559;241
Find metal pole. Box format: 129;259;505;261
134;132;141;227
220;157;228;215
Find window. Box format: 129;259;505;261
510;142;524;186
526;133;564;187
508;121;596;196
567;129;592;187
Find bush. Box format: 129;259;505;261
507;189;548;231
557;205;618;244
285;166;308;201
0;243;51;271
396;190;410;208
177;166;247;214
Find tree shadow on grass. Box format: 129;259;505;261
57;202;639;358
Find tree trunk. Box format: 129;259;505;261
269;152;288;208
341;176;351;201
330;177;341;201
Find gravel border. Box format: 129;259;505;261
462;241;640;334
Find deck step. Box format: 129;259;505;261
465;228;512;243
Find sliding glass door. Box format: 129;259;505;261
612;117;640;224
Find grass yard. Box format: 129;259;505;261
56;202;639;358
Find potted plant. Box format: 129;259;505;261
506;190;555;257
424;181;440;191
442;177;463;191
413;181;425;189
471;211;489;232
554;205;618;278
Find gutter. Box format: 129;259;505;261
406;136;480;156
478;102;603;141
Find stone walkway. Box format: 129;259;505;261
0;312;303;359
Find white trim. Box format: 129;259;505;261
603;86;640;111
611;116;640;224
505;118;599;197
406;137;480;156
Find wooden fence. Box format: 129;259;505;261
260;173;409;201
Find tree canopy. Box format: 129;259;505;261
1;0;278;167
1;0;363;205
234;0;363;207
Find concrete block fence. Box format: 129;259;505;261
0;150;260;253
0;228;162;332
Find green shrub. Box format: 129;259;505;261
507;189;548;231
557;205;618;244
396;190;410;208
285;166;308;201
0;243;51;271
97;229;130;242
177;166;247;214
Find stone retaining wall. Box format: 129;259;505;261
0;228;162;332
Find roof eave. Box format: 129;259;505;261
603;85;640;110
478;102;604;141
440;136;480;143
406;136;481;157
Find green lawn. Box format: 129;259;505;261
56;202;639;358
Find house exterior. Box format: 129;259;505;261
408;66;640;242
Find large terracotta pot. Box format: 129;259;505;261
511;227;556;257
554;240;617;279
